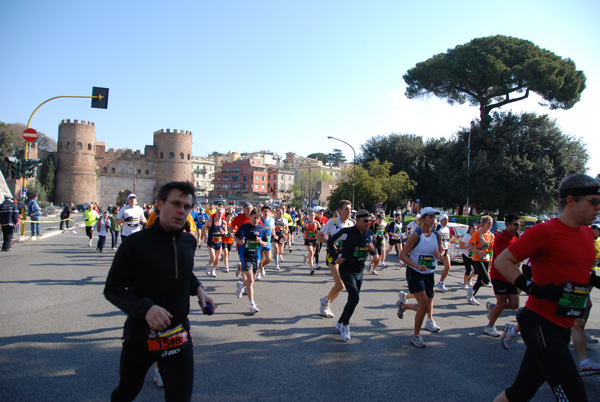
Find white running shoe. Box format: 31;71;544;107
87;239;92;246
320;297;334;318
205;264;211;276
380;263;388;268
236;281;244;299
398;291;408;303
256;273;262;281
371;270;379;276
340;323;351;341
586;331;599;344
275;264;280;271
484;325;501;337
211;269;217;278
501;323;517;350
154;368;164;387
424;318;440;332
225;267;230;273
411;335;426;348
396;300;405;319
260;267;266;277
486;302;495;321
279;256;285;262
460;283;469;290
468;297;480;306
466;287;475;304
436;281;448;292
249;303;259;314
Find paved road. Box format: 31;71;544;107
1;230;599;401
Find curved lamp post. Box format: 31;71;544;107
327;136;356;208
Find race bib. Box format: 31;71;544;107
376;230;384;238
353;247;369;259
212;236;222;243
417;255;435;269
557;281;589;317
246;240;260;250
307;230;315;238
147;324;190;352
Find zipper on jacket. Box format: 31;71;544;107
172;234;179;279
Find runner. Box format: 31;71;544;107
367;214;387;275
221;212;234;273
466;215;495;306
313;207;329;269
493;174;600;401
484;214;521;339
283;206;295;252
231;202;253;277
316;200;354;318
257;205;276;280
396;207;443;348
435;214;452;292
115;194;147;242
385;212;404;267
234;208;269;314
194;206;210;249
303;210;322;275
202;207;226;277
458;224;477;290
272;207;289;270
327;209;375;341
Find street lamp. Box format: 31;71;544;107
327;136;356;208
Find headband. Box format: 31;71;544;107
559;185;600;198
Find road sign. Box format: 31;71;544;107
23;128;38;142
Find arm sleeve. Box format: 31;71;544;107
104;242;155;319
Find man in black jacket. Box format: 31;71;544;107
0;194;19;251
104;181;215;402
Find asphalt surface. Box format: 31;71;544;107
1;229;600;401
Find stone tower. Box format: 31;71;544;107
153;129;193;192
54;119;98;204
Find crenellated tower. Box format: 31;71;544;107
153;129;193;191
54;119;98;204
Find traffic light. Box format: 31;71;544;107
91;87;109;109
24;159;42;178
4;157;22;179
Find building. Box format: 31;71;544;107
210;158;268;198
283;152;347;182
54;119;193;206
266;166;295;200
191;156;215;197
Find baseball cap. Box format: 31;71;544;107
420;207;440;216
394;212;401;217
127;193;136;200
355;209;373;219
439;214;449;221
376;214;383;219
591;223;600;230
4;194;13;200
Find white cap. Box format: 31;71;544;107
127;193;137;200
439;214;449;221
420;207;440;216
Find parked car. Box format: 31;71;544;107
447;223;469;263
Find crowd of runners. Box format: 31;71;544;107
94;173;600;401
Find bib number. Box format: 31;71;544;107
246;241;260;250
147;324;190;353
212;236;222;243
353;247;369;259
557;281;589;317
418;255;435;269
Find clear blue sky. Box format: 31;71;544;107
2;1;599;175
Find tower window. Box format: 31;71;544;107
169;152;174;159
76;142;82;149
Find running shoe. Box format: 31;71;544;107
236;281;244;299
310;268;315;275
424;318;440;332
586;331;599;344
578;360;600;376
260;267;266;277
275;264;280;271
88;239;92;246
320;297;334;318
249;303;260;314
289;248;293;253
484;325;501;337
225;267;230;273
303;255;308;265
154;368;164;387
396;300;405;319
256;273;262;281
501;323;516;350
380;263;388;268
316;264;321;270
371;270;379;275
486;302;495;321
280;256;285;262
398;291;408;303
335;321;342;331
466;287;475;304
366;265;372;274
340;323;351;341
436;281;449;292
211;269;217;278
485;282;493;288
460;283;470;290
205;263;211;276
411;335;426;348
468;297;480;306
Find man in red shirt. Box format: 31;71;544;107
313;207;329;269
231;202;253;277
484;213;521;341
493;174;600;402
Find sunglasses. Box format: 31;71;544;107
582;196;600;206
509;222;520;227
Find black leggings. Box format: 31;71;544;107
462;254;474;275
111;340;194;402
338;269;364;326
314;241;322;264
85;226;94;240
472;260;490;295
505;308;587;402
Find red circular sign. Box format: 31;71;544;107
23;128;38;142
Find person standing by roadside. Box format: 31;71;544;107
115;194;147;242
84;203;99;247
59;203;73;230
1;194;19;251
493;174;600;402
104;181;214;402
27;193;42;239
327;209;375;341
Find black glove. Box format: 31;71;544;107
514;274;562;302
124;216;133;222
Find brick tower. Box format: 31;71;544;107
153;129;193;192
54;119;98;204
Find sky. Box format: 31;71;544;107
2;0;599;175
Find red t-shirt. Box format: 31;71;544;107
231;214;251;244
490;230;518;281
315;215;328;226
508;217;595;328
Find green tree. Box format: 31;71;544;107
1;122;55;177
328;159;414;213
291;170;332;205
39;154;56;201
360;134;424;177
327;148;347;166
307;152;329;164
447;111;588;215
404;35;586;125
